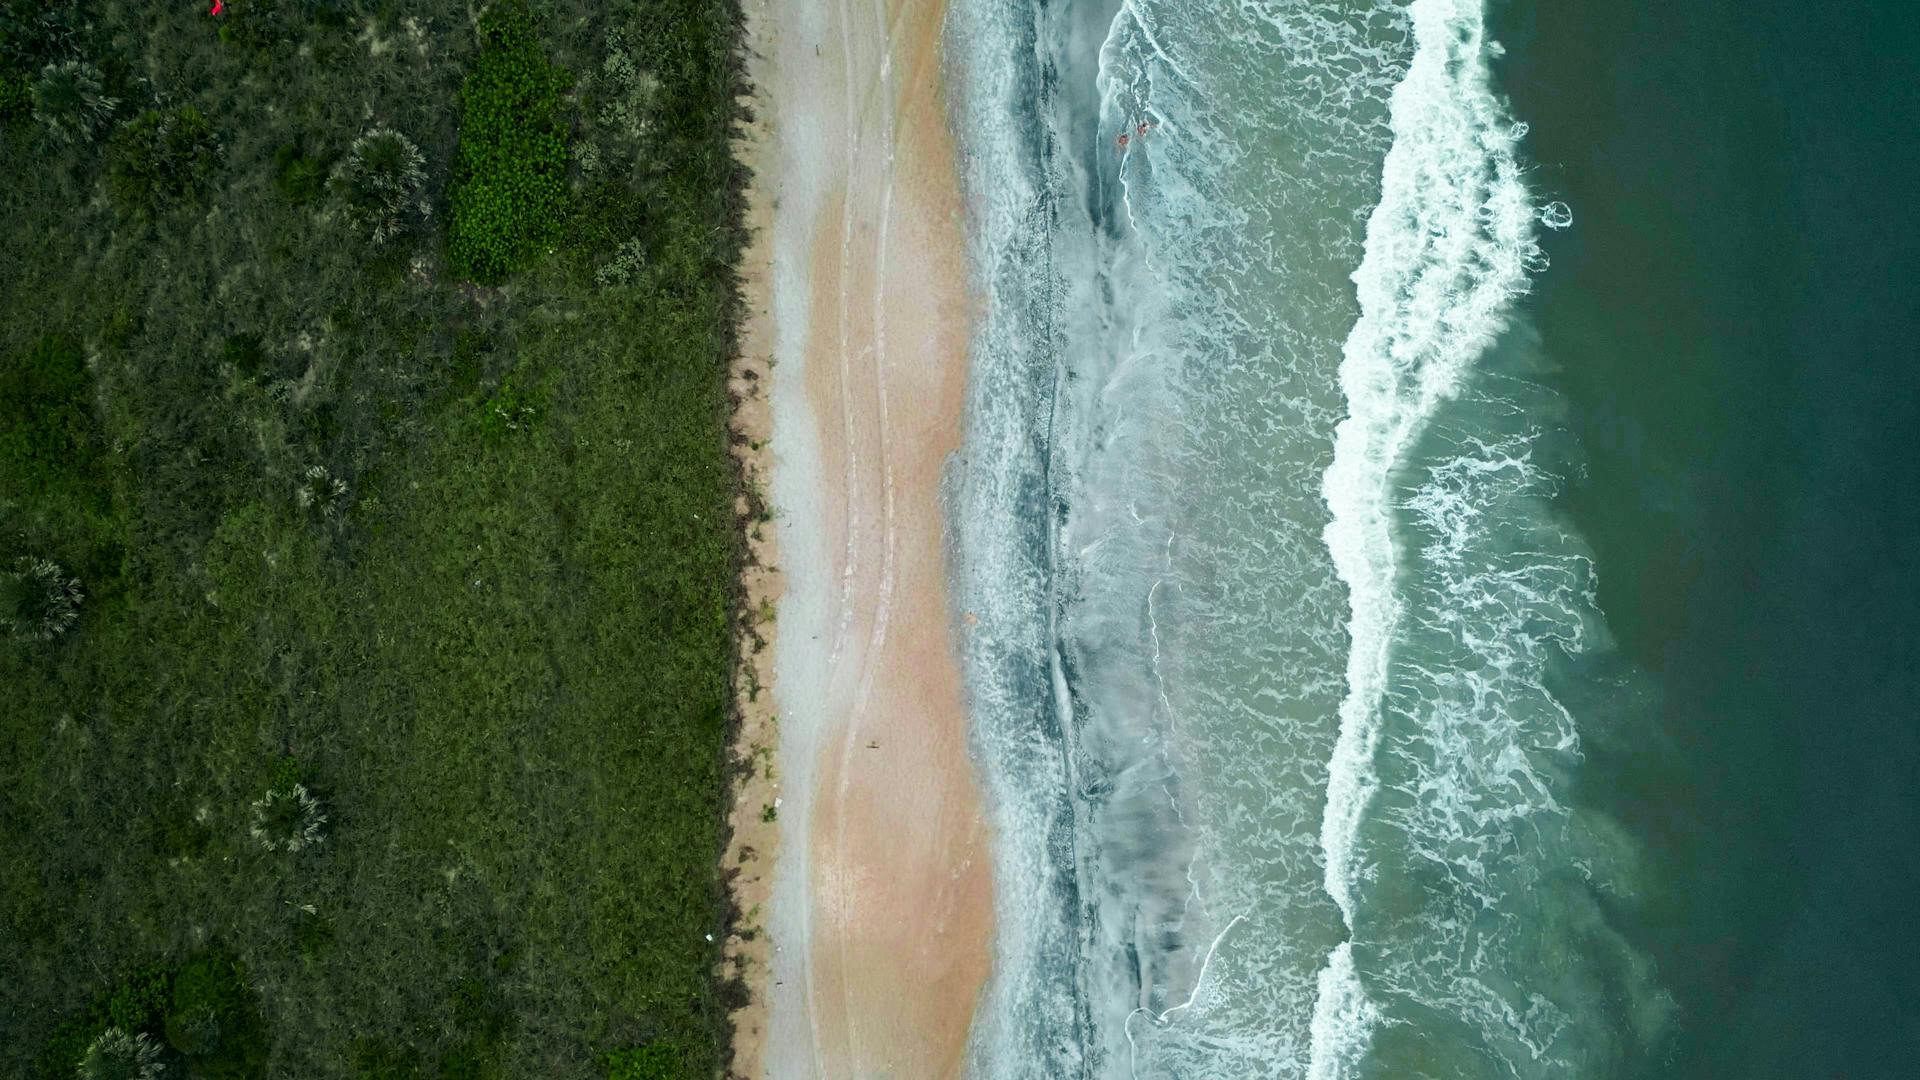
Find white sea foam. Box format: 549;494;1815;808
1314;0;1543;1071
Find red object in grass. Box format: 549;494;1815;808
211;0;224;15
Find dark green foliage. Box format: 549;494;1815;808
476;373;543;441
222;332;267;377
0;556;81;641
268;752;302;791
105;968;174;1034
333;127;429;243
31;58;115;144
447;0;572;282
29;964;173;1079
272;139;328;203
217;0;353;54
146;791;214;860
77;1028;164;1080
165;949;268;1079
0;70;29;122
0;333;96;500
448;329;491;395
3;0;752;1075
605;1043;691;1080
107;106;221;214
291;907;334;961
354;1038;423;1080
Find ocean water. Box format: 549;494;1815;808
947;0;1919;1076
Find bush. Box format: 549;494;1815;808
31;58;114;143
0;70;30;122
604;1044;689;1080
164;950;267;1079
577;25;659;180
107;106;222;214
1;556;82;641
332;126;429;243
77;1028;165;1080
272;139;329;203
0;333;98;500
221;333;268;377
29;964;174;1079
446;0;571;283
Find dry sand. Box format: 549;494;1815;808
730;0;995;1075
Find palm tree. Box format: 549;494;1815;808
77;1027;167;1080
1;557;82;642
250;783;328;853
33;60;116;145
331;127;429;243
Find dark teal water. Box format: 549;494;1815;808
1500;1;1920;1075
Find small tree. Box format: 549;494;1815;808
107;107;222;214
330;126;429;243
78;1027;167;1080
2;556;82;641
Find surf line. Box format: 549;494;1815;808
1308;0;1549;1074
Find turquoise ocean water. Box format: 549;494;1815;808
946;0;1918;1075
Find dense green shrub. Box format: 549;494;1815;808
272;139;329;203
604;1043;689;1080
332;126;429;243
164;950;267;1079
476;375;542;441
446;0;571;283
0;70;29;121
221;332;268;377
107;106;221;214
29;965;173;1079
0;333;97;499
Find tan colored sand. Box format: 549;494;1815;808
721;30;785;1078
740;0;994;1075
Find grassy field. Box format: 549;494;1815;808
0;1;749;1076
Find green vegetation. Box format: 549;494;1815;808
1;334;101;503
2;0;751;1076
1;556;83;641
448;0;573;282
107;106;223;214
606;1043;694;1080
78;1027;167;1080
332;127;431;244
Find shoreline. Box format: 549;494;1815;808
740;0;996;1074
720;1;787;1070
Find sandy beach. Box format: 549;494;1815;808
733;0;993;1075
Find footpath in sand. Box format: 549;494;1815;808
731;0;993;1076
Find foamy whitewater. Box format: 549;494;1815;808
948;0;1663;1076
